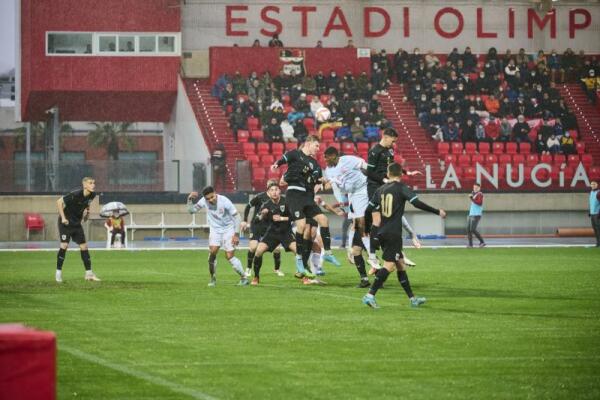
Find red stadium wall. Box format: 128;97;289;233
20;0;181;122
209;47;371;84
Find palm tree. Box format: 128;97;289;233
88;122;135;160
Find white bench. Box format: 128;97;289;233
126;212;208;241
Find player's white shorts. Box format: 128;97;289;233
209;228;236;251
348;187;368;219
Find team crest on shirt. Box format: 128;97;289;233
280;205;286;212
218;208;224;215
395;253;401;260
294;211;300;218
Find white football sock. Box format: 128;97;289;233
310;252;322;271
361;236;370;254
229;257;245;277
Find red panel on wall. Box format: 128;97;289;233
209;47;372;84
21;0;180;121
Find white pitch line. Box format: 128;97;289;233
0;243;596;252
60;345;218;400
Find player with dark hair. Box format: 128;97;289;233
362;163;446;309
467;182;486;248
270;135;340;278
188;186;249;287
242;179;283;277
55;177;100;283
364;128;421;267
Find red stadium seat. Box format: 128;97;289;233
540;154;552;164
492;142;504;154
513;154;525;165
246;154;260;165
463;167;477;180
471;154;484;166
437;142;450;155
320;94;330;105
444;154;457;165
394;155;405;165
553;154;566;166
484;154;498;165
260;154;275;164
526;154;539;166
251;129;264;141
478;142;490;154
451;142;463;154
267;168;280;180
237;130;249;143
303;118;315;131
519;142;531;154
357;142;369;153
247;117;260;130
252;167;266;179
498;154;512;166
576;142;585;154
464;142;477;154
567;154;580;166
582;154;593;168
24;213;45;240
321;129;335;142
282;95;290;105
506;142;518;154
568;130;579;140
271;142;284;156
257;143;270;155
341;142;355;154
285;142;297;152
243;142;256;155
589;166;600;181
458;154;471;167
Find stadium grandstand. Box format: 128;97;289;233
1;1;599;399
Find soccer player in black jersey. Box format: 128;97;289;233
271;135;340;277
242;179;283;277
55;177;101;283
365;128;420;267
250;182;318;286
362;163;446;309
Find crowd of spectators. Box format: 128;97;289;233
399;46;599;156
212;65;393;145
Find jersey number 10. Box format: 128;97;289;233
381;193;394;218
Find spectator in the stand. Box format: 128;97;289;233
370;105;390;129
232;71;247;95
294;93;311;115
512;115;531;143
546;134;561;154
475;122;489;143
441;117;460;142
268;97;283;111
538;119;554;141
371;63;389;95
268;34;283;47
499;96;513;118
211;144;227;191
465;105;480;125
547;49;561;83
316;40;323;48
425;50;440;69
273;70;291;94
425;107;443;137
484;116;500;141
560;48;577;82
310;96;324;117
553;118;565;137
290;82;303;103
302;74;317;94
581;69;600;104
561;131;576;154
356;71;369;94
229;106;247;141
556;100;578;131
526;98;543;119
350;117;366;143
462;47;477;72
293;119;308;142
497;117;512;142
326;70;339;93
447;47;460;66
513;95;527;118
220;83;236;110
345;39;355;48
486;47;499;68
246;71;259;92
264;117;284;142
504;59;520;87
314;71;327;94
535;133;547;154
461;119;477;143
475;71;492;94
369;94;381;114
252;39;261;47
516;48;530;69
286;106;305;125
364;122;381;142
484;94;500;115
248;79;266;105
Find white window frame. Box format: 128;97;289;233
46;32;181;57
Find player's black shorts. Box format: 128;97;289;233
249;221;268;241
261;230;295;252
286;189;322;221
306;217;318;227
379;232;403;263
57;217;86;244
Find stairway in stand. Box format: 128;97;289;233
183;78;241;193
380;84;445;187
558;84;600;165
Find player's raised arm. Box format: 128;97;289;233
272;150;296;171
186;191;201;213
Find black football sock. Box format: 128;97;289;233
354;254;368;279
397;270;414;298
247;250;255;270
302;238;312;270
80;249;91;271
320;226;331;251
208;253;217;277
296;236;305;268
369;268;390;296
56;248;66;270
273;252;281;270
253;255;263;278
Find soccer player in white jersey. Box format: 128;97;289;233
324;146;379;288
187;186;249;287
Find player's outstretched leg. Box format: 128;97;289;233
397;269;426;307
207;252;217;287
362;268;391;309
81;245;100;282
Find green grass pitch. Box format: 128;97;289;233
1;248;599;399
